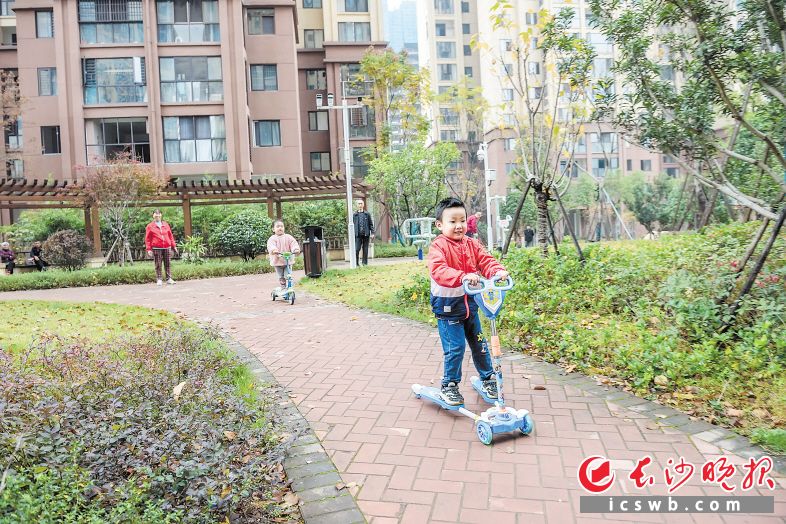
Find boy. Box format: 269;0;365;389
267;220;300;287
429;197;509;406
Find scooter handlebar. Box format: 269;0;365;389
463;275;514;294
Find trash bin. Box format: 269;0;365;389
302;225;325;277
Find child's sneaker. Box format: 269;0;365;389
481;379;498;399
279;278;287;287
440;382;464;406
156;279;163;286
167;278;176;285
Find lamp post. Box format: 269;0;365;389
477;142;495;248
317;92;364;269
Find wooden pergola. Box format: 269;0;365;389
0;175;367;254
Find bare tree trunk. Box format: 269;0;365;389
698;189;719;228
535;184;549;257
736;218;770;275
545;206;560;255
723;204;786;331
501;179;532;258
554;189;584;261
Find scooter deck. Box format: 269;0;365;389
470;376;497;405
411;384;464;411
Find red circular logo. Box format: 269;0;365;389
578;455;615;493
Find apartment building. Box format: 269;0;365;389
0;0;386;225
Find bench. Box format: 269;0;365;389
1;251;44;275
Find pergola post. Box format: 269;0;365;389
275;200;282;219
89;205;102;256
267;198;275;219
182;196;193;238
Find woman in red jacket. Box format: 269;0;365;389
144;209;178;286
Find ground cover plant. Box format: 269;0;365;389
0;259;287;293
0;301;300;523
301;222;786;454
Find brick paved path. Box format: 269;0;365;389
2;270;784;523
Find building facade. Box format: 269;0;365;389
1;0;385;225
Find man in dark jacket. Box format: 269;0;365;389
524;225;535;247
352;199;374;266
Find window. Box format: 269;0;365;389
305;69;327;90
304;0;322;7
351;147;368;177
462;23;470;34
338;22;370;42
505;163;518;175
310;152;330;171
253;120;281;147
78;1;144;44
590;132;618;153
343;0;368;12
157;0;220;43
501;88;514;101
440;129;458;141
163;115;227;162
6;159;23;179
1;1;15;17
304;29;324;48
437;42;456;59
528;86;542;99
463;44;471;56
587;33;612;55
308;111;329;131
660;65;674;81
592;57;613;78
626;159;632;171
36;10;54;38
439;108;458;126
439;64;456;81
349;105;375;138
464;66;473;77
591;157;618;177
41;126;61;154
663;154;675;163
85;118;150;164
503;138;516;151
640;159;652;171
502;63;513;75
160;56;222;102
250;64;277;91
248;8;274;34
83;57;147;104
528;62;541;75
557;108;571;121
666;167;679;177
37;68;56;96
503;113;515;127
500;39;512;53
5;118;21;150
531;37;538;49
525;12;538;25
461;1;469;13
434;0;453;14
576;134;586;153
434;21;454;37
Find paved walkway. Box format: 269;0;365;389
2;268;784;523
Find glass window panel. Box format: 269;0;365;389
208;57;222;80
180;140;196;162
164;140;180;162
161;83;175;102
114;23;130;42
208;81;223;100
104;121;119;143
131;121;147;141
210;115;225;138
192;57;208;81
179;117;195;139
160;58;175;81
212;139;227;160
163;117;178;139
195;139;211;161
195;116;211;139
204;1;219;22
157;1;174;23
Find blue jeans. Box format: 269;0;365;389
437;311;493;387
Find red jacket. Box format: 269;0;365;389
145;221;176;250
428;235;505;319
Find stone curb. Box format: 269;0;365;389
225;336;367;524
500;352;786;476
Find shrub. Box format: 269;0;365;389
210;209;271;261
179;235;206;264
283;199;347;239
0;209;84;245
0;325;296;522
42;229;93;271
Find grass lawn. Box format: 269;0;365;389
0;301;301;522
300;225;786;456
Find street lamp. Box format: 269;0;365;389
317;91;364;268
477;142;495;248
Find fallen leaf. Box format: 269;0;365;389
533;385;546;390
565;364;576;373
172;381;187;400
304;371;313;376
752;408;771;419
221;485;232;498
654;375;669;386
350;316;358;321
282;492;300;508
726;408;744;418
223;430;236;441
336;481;359;491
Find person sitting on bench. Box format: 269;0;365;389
1;242;16;275
30;241;50;271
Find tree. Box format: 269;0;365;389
434;79;489;212
282;200;347;240
43;230;92;271
80;154;168;265
365;141;461;243
1;70;23;176
358;48;430;152
588;0;785;219
210;209;271;261
475;4;595;256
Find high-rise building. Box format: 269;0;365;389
0;0;386;225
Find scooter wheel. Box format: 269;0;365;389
289;292;296;305
476;421;493;445
518;414;534;436
271;291;276;301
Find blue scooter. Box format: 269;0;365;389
412;276;534;445
271;252;296;305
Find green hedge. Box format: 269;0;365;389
374;242;422;258
0;259;295;292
